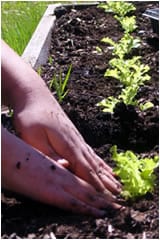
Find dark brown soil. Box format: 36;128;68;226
2;2;159;239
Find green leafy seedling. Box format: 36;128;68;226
105;56;150;86
96;96;119;113
97;88;154;113
110;145;159;200
98;1;136;17
97;56;151;112
115;15;137;33
49;65;72;103
96;85;138;113
97;1;152;114
101;34;141;59
119;84;139;105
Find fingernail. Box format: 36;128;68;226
112;202;123;209
119;206;126;211
103;189;113;197
103;191;117;203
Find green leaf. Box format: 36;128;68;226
49;65;72;103
119;85;138;105
97;96;119;113
139;102;154;111
115;16;137;33
62;64;72;93
96;46;102;53
98;1;136;17
101;37;115;47
110;145;159;199
104;68;120;79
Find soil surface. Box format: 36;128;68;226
2;2;159;239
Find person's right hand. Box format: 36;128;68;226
2;127;120;217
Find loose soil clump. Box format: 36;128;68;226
2;2;159;239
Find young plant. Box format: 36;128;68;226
115;15;137;33
110;145;159;200
105;56;150;86
97;90;154;113
48;55;53;65
97;1;153;113
97;55;152;112
97;96;119;113
119;84;141;106
102;33;141;59
98;1;136;17
49;65;72;103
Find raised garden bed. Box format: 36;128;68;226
2;2;159;239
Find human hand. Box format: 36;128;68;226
2;39;121;211
13;88;121;209
2;127;120;216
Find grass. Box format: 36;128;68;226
1;1;51;55
1;1;97;55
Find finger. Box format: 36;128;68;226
49;161;118;212
86;145;114;173
60;166;121;211
97;165;122;193
85;145;122;192
48;152;122;211
47;129;121;194
54;190;107;217
98;172;121;195
77;162;107;193
57;159;70;168
43;145;70;168
74;157;120;197
95;160;121;186
50;161;118;211
48;163;122;214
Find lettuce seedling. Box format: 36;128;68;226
110;145;159;199
119;86;154;110
97;56;152;112
97;88;154;113
98;1;136;17
105;56;150;86
115;15;137;33
101;33;141;59
119;84;139;105
97;1;153;113
96;96;119;113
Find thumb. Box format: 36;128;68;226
46;147;70;169
57;159;70;168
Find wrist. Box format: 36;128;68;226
1;40;50;111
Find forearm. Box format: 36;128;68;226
1;40;50;110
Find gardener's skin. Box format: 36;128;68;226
2;40;122;216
